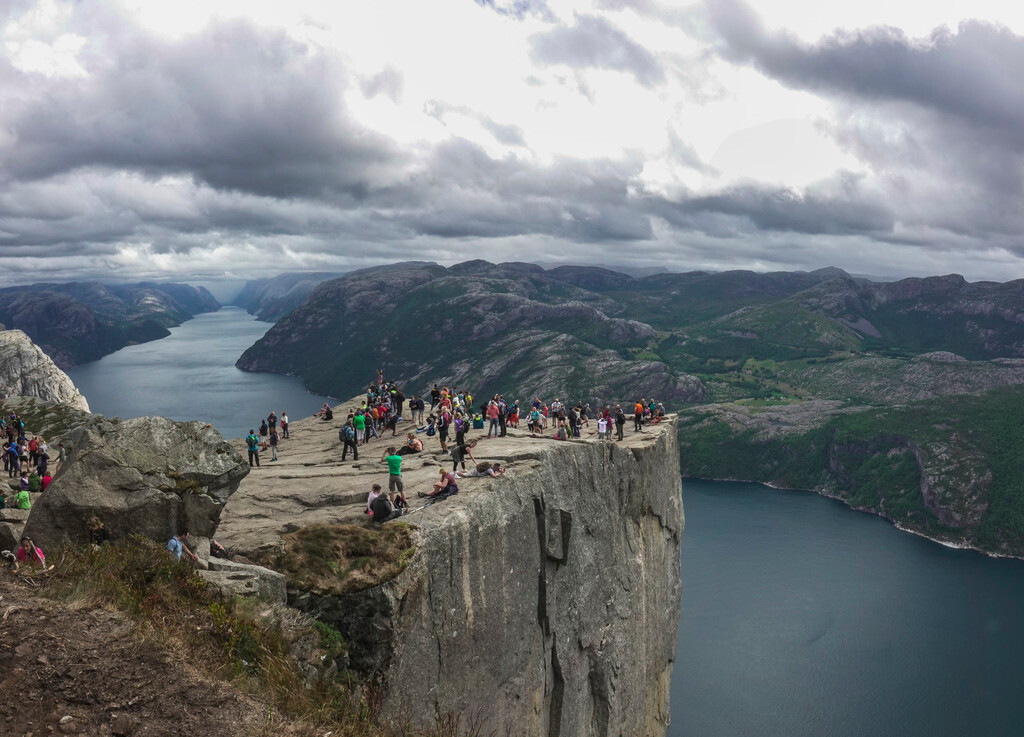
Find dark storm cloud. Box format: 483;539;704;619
530;14;666;87
1;19;400;200
647;175;894;237
703;0;1024;252
707;0;1024;139
398;139;653;241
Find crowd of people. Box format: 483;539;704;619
336;372;666;525
244;410;289;467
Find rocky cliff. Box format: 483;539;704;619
0;330;89;411
0;281;219;367
217;407;683;736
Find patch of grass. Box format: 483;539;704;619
37;537;380;736
267;523;416;596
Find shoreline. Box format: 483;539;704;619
684;473;1024;562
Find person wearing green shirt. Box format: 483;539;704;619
14;489;30;509
27;471;40;492
381;447;407;506
353;411;366;444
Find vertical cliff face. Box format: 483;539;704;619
291;421;683;736
0;330;90;411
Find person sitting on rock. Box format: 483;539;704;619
15;537;45;568
167;531;200;563
554;422;568;441
366;483;382;515
39;472;52;492
8;486;30;510
210;539;228;559
396;433;422;456
19;470;29;490
88;517;110;547
26;470;40;492
369;489;404;523
422;467;460;499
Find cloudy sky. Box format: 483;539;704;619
3;0;1024;285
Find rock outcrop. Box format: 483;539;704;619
0;330;90;411
217;406;683;736
23;409;248;552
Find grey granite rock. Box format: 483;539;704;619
0;330;89;410
23;412;248;552
285;420;684;736
204;558;288;603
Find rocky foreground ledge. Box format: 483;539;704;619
218;409;684;737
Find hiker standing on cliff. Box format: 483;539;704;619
615;406;626;441
340;420;358;461
381;447;408;507
245;429;261;467
269;426;279;462
430;384;440;411
268;411;277;432
280;411;289;438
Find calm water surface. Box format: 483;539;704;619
67;306;334;439
672;479;1024;737
67;313;1024;735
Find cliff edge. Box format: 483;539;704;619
218;410;683;736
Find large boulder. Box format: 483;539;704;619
23;415;248;552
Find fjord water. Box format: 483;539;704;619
672;479;1024;737
67;306;334;439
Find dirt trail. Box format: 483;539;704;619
0;577;278;737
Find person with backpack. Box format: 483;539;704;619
245;429;261;467
370;489;403;523
615;406;626;441
498;397;508;437
340;421;358;461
